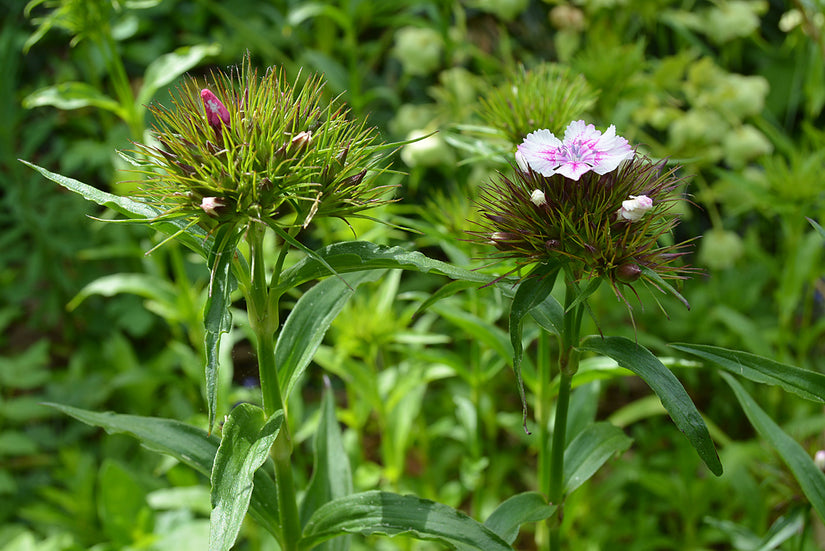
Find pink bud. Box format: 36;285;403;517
200;89;230;133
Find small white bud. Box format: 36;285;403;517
618;194;653;221
530;189;547;206
200;197;225;217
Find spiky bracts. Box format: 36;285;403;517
471;154;695;308
131;55;396;233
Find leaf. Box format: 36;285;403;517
300;491;511;550
483;492;556;545
277;270;383;401
66;273;178;311
46;403;280;536
138;44;222;106
508;264;561;431
578;336;722;475
20;161;211;257
640;265;690;309
23;82;128;119
204;223;244;433
563;422;633;494
528;291;565;337
210;404;284;551
670;343;825;403
275;241;500;295
721;372;825;522
413;279;481;317
299;381;353;551
808;217;825;240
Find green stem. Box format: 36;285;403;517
546;279;584;551
535;331;552;547
246;222;301;550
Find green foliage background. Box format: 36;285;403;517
3;0;825;549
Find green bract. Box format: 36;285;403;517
131;55;396;234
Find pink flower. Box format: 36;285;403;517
200;89;230;134
617;194;653;221
516;120;634;181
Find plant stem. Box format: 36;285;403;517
535;331;552;547
546;279;583;551
246;222;301;550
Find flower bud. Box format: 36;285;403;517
289;131;313;154
618;195;653;221
200;89;230;135
200;196;226;217
530;189;547;206
616;262;642;283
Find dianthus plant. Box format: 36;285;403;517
473;120;724;549
23;56;533;551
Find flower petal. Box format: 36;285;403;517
516;129;564;176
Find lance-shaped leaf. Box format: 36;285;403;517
670;343;825;403
508;263;561;431
210;405;284;551
23;82;128;119
299;381;353;551
721;372;825;522
483;492;556;545
46;403;280;536
276;270;383;401
563;421;633;494
20;160;211;257
204;223;244;433
274;241;501;295
300;491;511;550
578;336;722;475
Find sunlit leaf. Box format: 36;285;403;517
579;336;722;475
300;491;511;550
210;405;283;551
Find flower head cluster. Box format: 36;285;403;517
473;120;693;307
131;55;396;233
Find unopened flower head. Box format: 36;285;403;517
618;194;653;221
472;121;694;308
130;55;398;233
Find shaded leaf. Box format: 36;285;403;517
563;422;632;494
721;373;825;522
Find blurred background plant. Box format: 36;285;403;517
5;0;825;549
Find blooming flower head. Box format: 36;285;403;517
473;121;694;309
516;120;635;180
129;55;398;234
